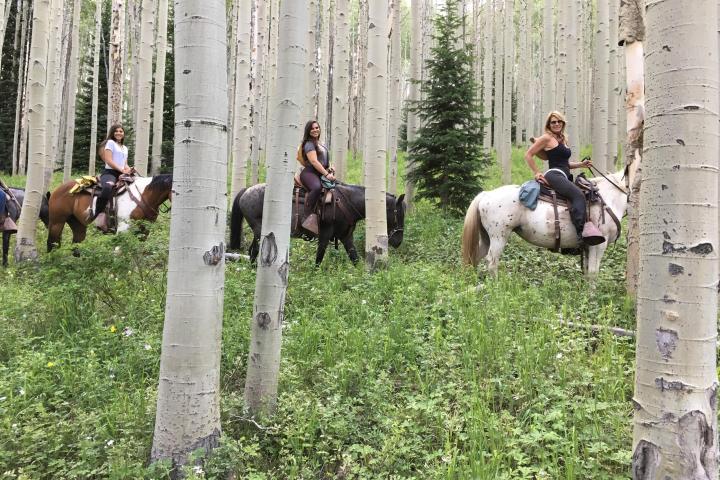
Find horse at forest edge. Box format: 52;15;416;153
2;188;50;267
229;182;406;265
46;174;172;251
462;170;628;279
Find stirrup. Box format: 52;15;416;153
581;221;605;246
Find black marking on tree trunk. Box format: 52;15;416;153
663;241;687;254
662;45;671;52
278;261;289;287
684;105;700;111
203;243;225;266
655;328;678;360
256;312;271;330
260;232;278;266
662;231;670;240
689;243;713;255
182;69;191;74
672;165;680;171
709;384;718;411
668;263;684;276
661;184;668;190
676;139;685;146
662;295;677;304
655;377;691;392
631;440;660;480
679;410;716;478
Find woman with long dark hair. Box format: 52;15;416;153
94;124;132;230
298;120;335;234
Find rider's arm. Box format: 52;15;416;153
524;135;549;182
305;147;335;179
101;143;131;173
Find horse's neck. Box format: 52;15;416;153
597;173;628;213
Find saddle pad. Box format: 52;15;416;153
538;192;569;209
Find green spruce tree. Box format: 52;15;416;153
406;0;488;214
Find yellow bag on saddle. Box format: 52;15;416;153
69;175;99;194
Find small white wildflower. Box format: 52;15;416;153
192;465;204;475
0;396;6;402
556;353;563;360
123;327;134;337
109;373;115;379
18;388;25;396
144;344;152;350
106;439;114;447
11;424;17;429
361;300;367;305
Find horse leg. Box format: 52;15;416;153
485;231;510;276
315;227;333;266
47;221;66;252
2;232;9;267
341;235;360;265
248;235;260;265
68;217;88;256
584;243;608;280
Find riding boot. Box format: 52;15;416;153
95;213;108;233
0;214;17;233
581;221;605;246
302;213;319;235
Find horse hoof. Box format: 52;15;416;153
72;248;81;257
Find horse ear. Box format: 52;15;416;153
396;194;405;206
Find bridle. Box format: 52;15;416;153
334;185;403;239
588;165;629;197
126;182;171;221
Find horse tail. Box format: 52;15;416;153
461;193;489;266
229;188;248;250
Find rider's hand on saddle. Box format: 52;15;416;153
534;172;547;185
326;173;336;181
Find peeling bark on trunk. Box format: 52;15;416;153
244;0;308;415
632;1;719;477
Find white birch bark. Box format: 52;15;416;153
109;0;125;126
132;0;154;176
524;0;534;142
304;0;318;119
150;0;168;176
364;0;388;268
564;0;579;159
44;0;63;189
15;0;50;263
230;0;251;203
250;0;268;185
481;1;493;147
331;0;350;180
150;0;227;466
405;0;421;207
61;0;82;183
493;0;503;152
318;0;331;128
542;0;555;117
621;0;645;296
17;38;30;176
88;0;102;176
387;0;401;194
0;0;8;79
244;0;308;415
556;0;567;112
632;1;718;476
516;0;527;145
12;0;30;176
500;0;513;184
607;0;619;169
592;0;609;170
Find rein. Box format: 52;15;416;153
126;183;159;221
588;165;629;196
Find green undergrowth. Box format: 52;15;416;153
1;156;634;479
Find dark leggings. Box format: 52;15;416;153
544;170;586;236
96;170;120;215
300;167;322;215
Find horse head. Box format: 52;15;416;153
386;193;406;248
130;174;173;221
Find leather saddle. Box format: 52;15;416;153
71;174;137;233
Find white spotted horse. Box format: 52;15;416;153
229;182;406;265
47;174;172;252
462;169;628;280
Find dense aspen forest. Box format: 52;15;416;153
0;0;717;478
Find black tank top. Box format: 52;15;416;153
546;142;571;177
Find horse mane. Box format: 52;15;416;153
147;174;173;192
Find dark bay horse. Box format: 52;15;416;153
47;174;172;251
2;188;50;266
229;183;406;265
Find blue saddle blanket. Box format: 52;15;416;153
519;180;541;210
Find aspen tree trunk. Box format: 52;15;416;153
564;0;579;158
132;0;154;175
364;0;388;269
576;0;586;146
492;0;503;152
516;0;527;145
304;0;318;120
331;0;350;181
150;0;227;466
230;0;251;204
244;0;308;415
354;0;368;172
500;0;513;184
62;0;82;183
264;0;280;158
607;0;619;169
387;0;401;195
0;0;8;79
126;2;139;126
88;0;102;175
481;1;493;147
109;0;125;125
150;0;168;176
12;0;30;176
15;0;50;263
43;0;63;189
17;40;30;176
524;0;534;143
632;2;718;476
592;0;609;170
250;0;267;185
542;0;555;117
621;0;645;296
318;0;331;128
556;0;567;111
405;0;422;208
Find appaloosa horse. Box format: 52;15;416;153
462;170;628;279
2;188;50;266
47;174;172;251
229;182;406;265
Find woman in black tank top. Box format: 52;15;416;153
524;111;603;245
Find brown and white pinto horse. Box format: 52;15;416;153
47;174;172;251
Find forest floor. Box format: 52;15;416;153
1;150;635;479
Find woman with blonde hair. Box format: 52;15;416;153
524;111;604;245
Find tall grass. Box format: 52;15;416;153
0;155;633;478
